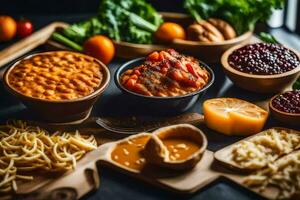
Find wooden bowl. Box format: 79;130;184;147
221;44;300;93
144;124;207;170
114;12;253;63
3;51;110;123
46;12;252;63
269;92;300;126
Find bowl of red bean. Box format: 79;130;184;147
269;90;300;126
221;43;300;93
4;51;111;123
115;49;214;113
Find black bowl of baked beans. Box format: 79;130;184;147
115;49;214;114
221;43;300;93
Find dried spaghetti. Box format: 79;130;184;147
0;120;97;193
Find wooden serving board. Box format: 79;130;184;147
44;12;253;63
98;142;219;194
214;127;300;171
214;128;300;200
0;22;69;70
0;126;117;200
0;113;207;200
89;136;277;199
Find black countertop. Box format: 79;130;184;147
0;13;299;200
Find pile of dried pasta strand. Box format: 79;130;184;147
244;151;300;200
0;120;97;193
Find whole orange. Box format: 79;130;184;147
155;22;186;42
83;35;115;65
0;16;17;42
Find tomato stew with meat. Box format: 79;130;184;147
120;49;210;97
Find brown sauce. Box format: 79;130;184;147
111;135;150;171
162;138;200;161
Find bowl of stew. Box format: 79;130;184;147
221;43;300;93
115;49;214;114
4;51;110;123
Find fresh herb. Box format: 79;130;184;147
293;77;300;90
184;0;285;35
259;32;279;44
53;0;163;48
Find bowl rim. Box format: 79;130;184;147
3;51;111;104
174;31;253;46
151;123;208;163
269;91;300;117
221;43;300;79
114;57;215;100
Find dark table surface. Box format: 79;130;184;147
0;14;299;200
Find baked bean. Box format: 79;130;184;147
44;90;55;96
15;81;24;87
8;52;103;100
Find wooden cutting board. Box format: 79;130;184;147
93;136;276;199
0;113;207;200
0;126;115;200
0;22;68;69
97;142;220;194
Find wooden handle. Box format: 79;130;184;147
0;22;68;69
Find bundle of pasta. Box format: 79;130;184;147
244;150;300;200
230;128;300;169
0;120;97;193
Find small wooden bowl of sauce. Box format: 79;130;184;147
144;124;207;170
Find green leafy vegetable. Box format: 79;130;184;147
55;0;163;47
259;32;279;44
184;0;285;35
51;32;83;51
293;77;300;90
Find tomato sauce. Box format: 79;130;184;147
120;49;210;97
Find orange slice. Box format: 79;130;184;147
203;98;268;136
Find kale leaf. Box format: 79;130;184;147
60;0;163;45
184;0;285;35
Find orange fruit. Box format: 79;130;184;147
155;22;186;42
83;35;115;65
0;16;17;42
203;98;268;136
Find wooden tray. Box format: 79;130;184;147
97;138;219;194
214;127;300;171
0;113;206;200
87;135;280;199
213;128;300;200
0;12;253;68
110;12;253;62
0;125;117;200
